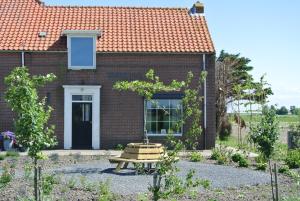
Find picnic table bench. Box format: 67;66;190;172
108;143;164;173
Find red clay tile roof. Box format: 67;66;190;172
0;0;215;53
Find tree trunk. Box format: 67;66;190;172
274;163;279;201
269;160;275;201
34;158;39;201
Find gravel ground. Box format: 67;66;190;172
0;155;298;200
50;159;270;195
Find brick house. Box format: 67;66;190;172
0;0;216;150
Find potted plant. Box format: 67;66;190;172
1;131;15;151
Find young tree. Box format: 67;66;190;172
216;51;273;137
250;107;280;201
5;67;57;201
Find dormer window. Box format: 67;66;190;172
63;30;101;70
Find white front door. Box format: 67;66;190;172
63;85;101;149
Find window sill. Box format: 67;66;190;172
147;134;182;137
68;67;96;71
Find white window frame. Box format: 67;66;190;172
66;34;97;70
145;99;183;137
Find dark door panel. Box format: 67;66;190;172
72;103;92;149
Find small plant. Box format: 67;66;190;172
278;165;289;174
115;144;124;150
137;193;149;201
238;157;249;167
0;164;13;188
24;161;33;180
231;153;243;163
98;180;117;201
0;154;5;160
285;149;300;169
6;150;20;157
189;152;204;162
67;177;76;189
211;145;232;165
42;174;59;195
256;162;267;171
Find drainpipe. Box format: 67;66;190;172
21;51;25;67
202;54;207;149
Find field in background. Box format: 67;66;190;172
228;114;300;144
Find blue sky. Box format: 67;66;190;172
44;0;300;108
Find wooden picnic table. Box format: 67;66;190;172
109;143;164;173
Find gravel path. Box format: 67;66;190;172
50;160;270;195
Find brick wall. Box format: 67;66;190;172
0;52;215;149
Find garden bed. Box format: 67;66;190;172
0;154;299;200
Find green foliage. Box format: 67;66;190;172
278;165;290;174
6;150;20;157
238;157;249;167
67;177;76;189
4;67;57;200
231;153;243;163
218;117;232;140
0;154;5;160
249;106;279;160
42;174;59;195
113;69;206;150
211;146;232;165
24;161;33;180
285;149;300;169
0;164;13;188
98;180;117;201
113;69;185;100
4;67;57;159
256;162;267;171
115;144;124;150
189;152;204;162
276;106;289;115
137;193;149;201
289;123;300;149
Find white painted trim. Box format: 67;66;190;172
147;134;182;137
62;30;101;36
63;85;101;149
67;35;97;70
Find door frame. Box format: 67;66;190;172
63;85;101;149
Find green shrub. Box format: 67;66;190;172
278;165;289;174
67;177;76;189
219;117;232;140
231;153;243;163
98;180;117;201
115;144;124;150
211;148;221;160
5;150;20;158
285;149;300;169
211;146;232;165
42;174;59;195
0;165;13;188
255;153;267;163
189;152;204;162
0;155;5;160
238;158;249;167
256;162;267;171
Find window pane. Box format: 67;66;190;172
71;37;94;67
146;122;157;134
157;100;169;109
170;109;181;121
147;100;159;109
72;95;92;101
157;122;169;134
157;109;170;121
146;109;157;122
170;100;181;109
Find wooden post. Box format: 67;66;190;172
269;160;275;201
274;163;279;201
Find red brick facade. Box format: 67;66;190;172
0;52;215;149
